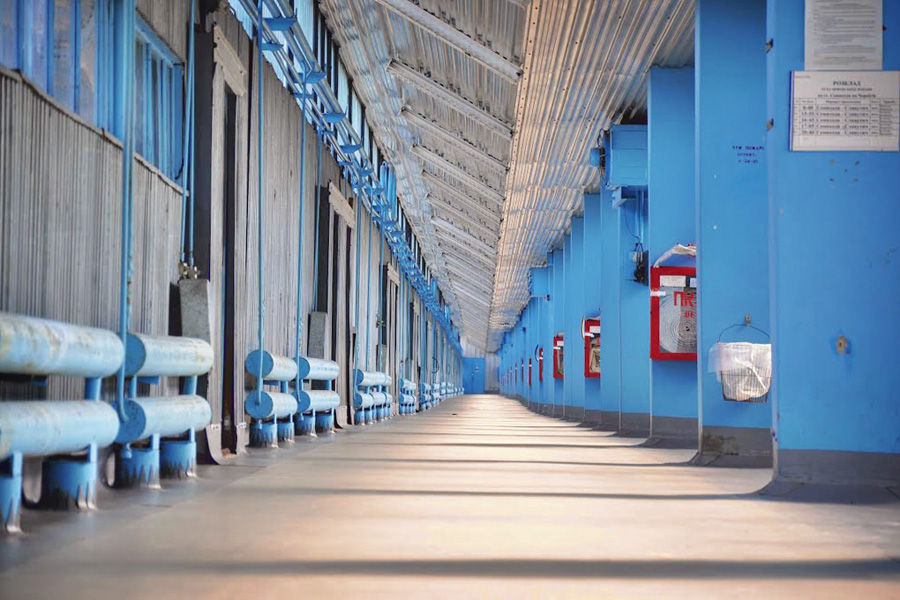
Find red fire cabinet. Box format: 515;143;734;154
552;334;564;379
582;318;601;378
650;266;697;361
537;347;544;382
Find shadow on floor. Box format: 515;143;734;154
78;557;900;580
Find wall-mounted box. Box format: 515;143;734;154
607;125;648;188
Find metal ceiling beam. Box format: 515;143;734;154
448;287;491;308
374;0;522;83
422;171;503;217
446;265;494;291
439;244;496;272
429;198;500;237
433;218;498;256
444;256;494;282
411;145;504;203
387;61;513;139
401;107;508;172
429;193;501;231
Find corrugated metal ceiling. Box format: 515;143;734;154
320;0;695;354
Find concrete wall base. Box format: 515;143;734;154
596;411;620;431
775;449;900;488
618;412;650;437
651;415;697;441
552;404;565;418
693;425;772;467
583;409;603;427
564;407;585;422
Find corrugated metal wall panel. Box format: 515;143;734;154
137;0;190;61
0;67;181;400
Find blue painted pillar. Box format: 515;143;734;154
538;258;553;414
617;194;651;436
647;67;698;442
766;0;900;486
583;194;603;424
563;218;586;421
696;0;771;463
551;247;565;414
598;186;621;429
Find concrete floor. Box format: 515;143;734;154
2;395;899;599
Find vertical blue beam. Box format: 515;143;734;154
598;186;621;429
583;194;603;424
538;258;552;413
765;0;900;485
564;217;586;421
550;247;565;414
696;0;771;462
647;67;698;442
617;193;651;436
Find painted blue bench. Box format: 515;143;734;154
399;378;417;415
115;333;214;487
0;313;122;532
353;370;392;424
244;350;299;447
295;357;340;436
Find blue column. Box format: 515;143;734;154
564;218;586;421
766;0;900;486
647;66;698;442
617;194;651;436
696;0;771;463
551;247;565;414
599;186;621;429
583;194;603;424
538;258;553;414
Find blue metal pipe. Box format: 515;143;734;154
353;391;375;410
296;390;340;413
351;192;363;418
245;350;299;382
293;73;310;407
0;401;119;460
297;357;339;381
312;128;323;305
115;396;211;443
364;215;373;370
255;0;265;399
186;0;197;266
354;369;390;387
116;0;137;422
0;314;123;378
125;334;213;377
245;391;298;420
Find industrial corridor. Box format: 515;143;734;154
1;0;900;596
2;394;898;599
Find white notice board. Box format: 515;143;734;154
790;71;899;151
805;0;883;71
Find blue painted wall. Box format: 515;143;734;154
767;0;900;456
617;195;651;422
564;218;586;416
599;186;621;424
463;357;485;394
539;259;554;409
648;67;698;423
583;193;603;415
695;0;771;431
551;247;565;408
